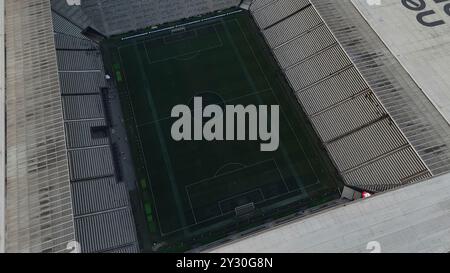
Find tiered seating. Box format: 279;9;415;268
274;24;334;68
74;208;138;253
250;0;432;191
263;6;321;48
310;93;386;142
57;51;102;71
297;68;367;115
312;0;450;179
52;11;90;40
253;0;310;29
71;177;129;216
62;95;104;120
327;118;408;172
343;147;429;192
52;10;139;253
65;120;109;148
59;72;105;95
285;45;352;91
250;0;276;11
79;0;241;36
68;147;115;181
104;245;140;253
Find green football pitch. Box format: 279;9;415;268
102;9;342;252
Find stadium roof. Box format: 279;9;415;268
3;0;75;252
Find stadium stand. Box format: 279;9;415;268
62;95;105;120
312;0;450;176
68;147;115;181
250;0;433;192
51;0;92;30
59;72;106;95
52;9;139;253
65;120;109;148
252;0;310;29
74;208;137;253
53;0;241;37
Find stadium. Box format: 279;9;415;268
1;0;450;253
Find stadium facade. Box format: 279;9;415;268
1;0;450;253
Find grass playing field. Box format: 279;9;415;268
102;9;342;252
